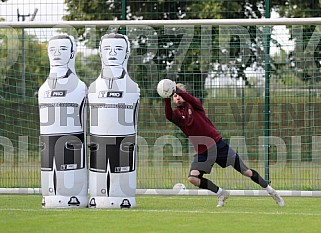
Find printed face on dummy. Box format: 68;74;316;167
100;38;127;67
48;38;73;67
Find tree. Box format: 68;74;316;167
1;31;50;99
63;0;317;97
0;19;100;99
273;1;321;83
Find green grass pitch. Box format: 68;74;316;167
0;195;320;233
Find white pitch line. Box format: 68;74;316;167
93;209;321;216
139;196;268;200
1;208;321;216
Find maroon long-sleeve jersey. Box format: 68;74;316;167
164;88;222;154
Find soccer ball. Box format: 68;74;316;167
157;79;176;98
173;183;186;190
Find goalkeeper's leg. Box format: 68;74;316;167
231;154;285;207
188;170;229;207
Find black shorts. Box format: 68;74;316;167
190;139;249;174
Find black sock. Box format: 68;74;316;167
250;169;268;188
199;177;219;193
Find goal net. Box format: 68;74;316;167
1;18;321;196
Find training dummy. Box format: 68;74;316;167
38;35;88;208
88;33;140;208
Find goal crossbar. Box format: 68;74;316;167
1;17;321;28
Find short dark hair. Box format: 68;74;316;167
100;33;129;53
48;35;74;53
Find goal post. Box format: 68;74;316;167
1;18;321;196
1;188;321;197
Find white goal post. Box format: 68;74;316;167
1;188;321;197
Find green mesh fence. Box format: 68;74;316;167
1;0;321;192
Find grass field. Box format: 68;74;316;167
0;194;320;233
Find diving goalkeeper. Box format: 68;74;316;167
158;79;285;207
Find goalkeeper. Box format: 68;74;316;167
158;79;285;207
